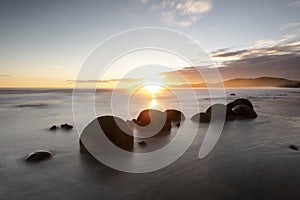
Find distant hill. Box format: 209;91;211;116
171;77;300;88
223;77;300;88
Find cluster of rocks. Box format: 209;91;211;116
26;97;300;163
24;123;73;163
79;99;258;155
132;109;185;131
79;109;185;154
49;123;73;131
191;98;257;123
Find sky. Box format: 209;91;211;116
0;0;299;88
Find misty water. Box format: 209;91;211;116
0;88;299;199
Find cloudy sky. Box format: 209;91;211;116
0;0;299;87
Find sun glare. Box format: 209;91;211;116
150;99;157;108
143;84;162;95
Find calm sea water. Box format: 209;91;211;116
0;88;299;199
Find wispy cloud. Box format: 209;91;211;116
161;53;300;83
159;40;300;83
137;0;213;27
0;74;13;78
207;41;300;80
253;33;297;49
67;78;144;84
212;41;300;60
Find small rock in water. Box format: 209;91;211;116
289;145;298;151
230;93;236;96
25;150;53;162
49;125;57;130
139;141;147;146
61;123;73;130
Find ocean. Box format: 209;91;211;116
0;88;299;199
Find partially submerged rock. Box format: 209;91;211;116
49;125;57;130
289;144;298;151
138;141;147;146
136;109;166;126
80;115;134;153
227;98;254;110
79;139;89;153
191;112;211;123
232;105;257;119
61;123;73;130
135;109;171;132
165;109;185;123
25;150;53;162
206;104;227;118
206;103;235;121
192;98;257;123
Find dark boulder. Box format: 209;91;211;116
289;144;298;151
165;109;185;123
49;125;57;130
206;103;235;121
191;103;236;123
191;99;257;124
200;112;211;122
61;123;73;130
227;98;254;110
138;141;147;146
230;93;236;96
136;109;166;126
80;116;134;152
191;112;211;123
161;120;171;132
135;109;171;132
206;103;227;116
25;150;53;162
79;139;89;153
231;105;257;119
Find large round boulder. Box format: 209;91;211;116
136;109;165;126
191;112;211;123
80;115;134;153
206;103;235;121
25;150;53;162
165;109;185;123
232;105;257;119
206;103;227;116
135;109;171;132
227;98;254;111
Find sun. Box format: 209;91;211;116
143;84;162;95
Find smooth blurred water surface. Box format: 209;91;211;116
0;88;299;199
